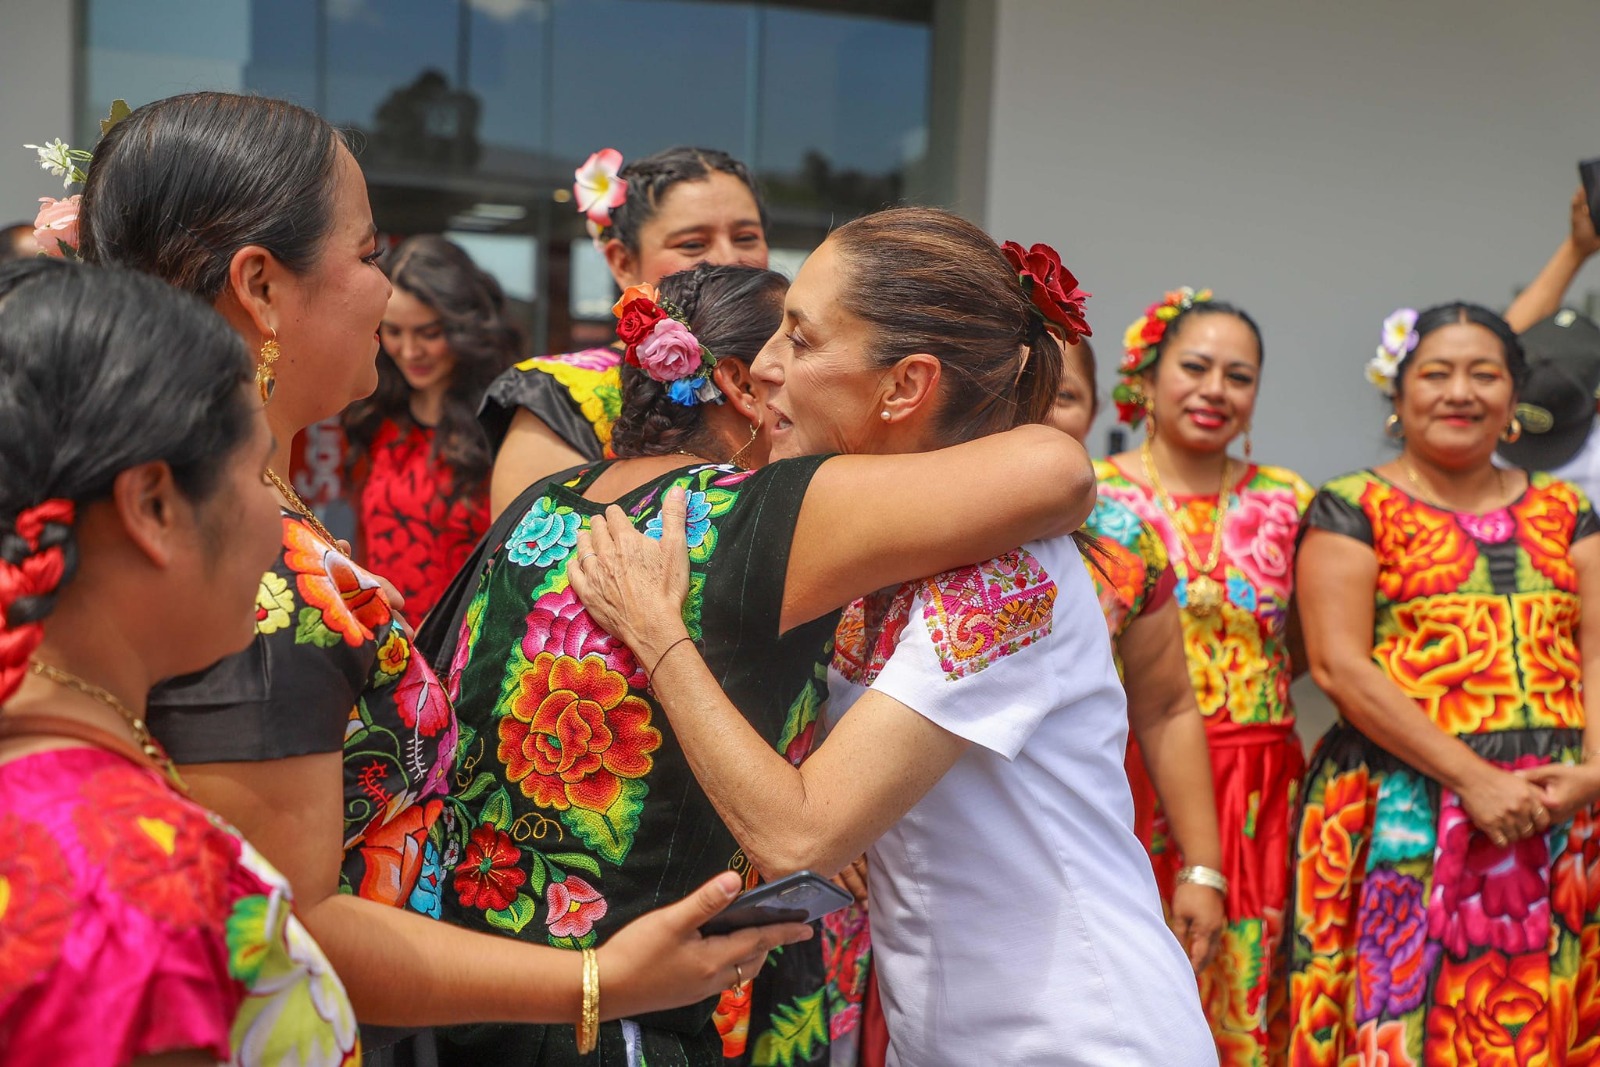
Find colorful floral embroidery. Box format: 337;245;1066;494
545;875;607;938
507;498;582;568
831;586;914;687
255;572;294;635
282;518;392;647
920;548;1057;681
1284;469;1600;1064
1;751;359;1064
454;823;527;912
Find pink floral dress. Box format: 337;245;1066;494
0;745;359;1065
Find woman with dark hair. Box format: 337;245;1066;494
1284;303;1600;1063
1047;338;1227;974
550;209;1216;1065
1095;290;1312;1061
71;89;818;1048
485;145;771;515
428;248;1103;1066
0;257;356;1064
343;234;520;618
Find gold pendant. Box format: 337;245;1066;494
1185;574;1224;618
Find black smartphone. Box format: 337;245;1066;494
1581;157;1600;227
699;870;853;935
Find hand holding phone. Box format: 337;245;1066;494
699;870;853;936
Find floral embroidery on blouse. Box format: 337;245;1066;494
921;548;1057;681
1096;459;1313;734
0;749;359;1065
511;352;624;454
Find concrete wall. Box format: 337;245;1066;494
984;0;1600;743
0;0;77;226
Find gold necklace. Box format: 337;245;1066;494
27;659;187;792
1141;437;1234;619
266;468;336;546
1400;458;1506;513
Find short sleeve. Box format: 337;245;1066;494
688;454;835;647
147;520;375;764
870;541;1110;760
1136;521;1175;615
1300;475;1377;548
478;356;616;457
1570;482;1600;543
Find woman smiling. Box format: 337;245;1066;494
1282;303;1600;1063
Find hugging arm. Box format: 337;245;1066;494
570;489;969;879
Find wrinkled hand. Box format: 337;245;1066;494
833;855;870;910
1168;883;1224;974
567;486;693;666
1516;762;1600;824
1459;766;1550;846
598;872;813;1020
1571;186;1600;258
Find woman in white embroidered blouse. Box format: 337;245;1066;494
569;208;1216;1067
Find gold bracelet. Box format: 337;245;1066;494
1176;864;1229;896
576;947;599;1054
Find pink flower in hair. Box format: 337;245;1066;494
33;195;80;258
573;149;628;227
635;318;706;383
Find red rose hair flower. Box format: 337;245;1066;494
1000;240;1092;345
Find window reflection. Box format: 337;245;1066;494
83;0;937;353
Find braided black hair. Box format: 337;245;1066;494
610;264;788;459
603;147;768;253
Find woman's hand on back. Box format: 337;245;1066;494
597;871;813;1020
569;487;693;666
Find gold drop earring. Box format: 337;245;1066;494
1243;425;1253;460
728;415;761;469
257;330;280;405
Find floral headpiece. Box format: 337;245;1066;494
22;100;130;259
1366;308;1419;396
1112;286;1213;425
999;241;1091;345
613;283;722;407
574;148;628;246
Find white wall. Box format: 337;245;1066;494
986;0;1600;743
986;0;1600;485
0;0;77;226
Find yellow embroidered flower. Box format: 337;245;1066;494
255;572;294;635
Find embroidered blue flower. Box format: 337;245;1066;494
1226;571;1258;612
646;489;713;548
1088;498;1144;547
1367;769;1435;868
507;497;581;567
407;840;444;918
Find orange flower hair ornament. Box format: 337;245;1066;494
1113;287;1213;425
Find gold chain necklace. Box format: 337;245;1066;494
266;468;336;546
27;659;187;792
1141;437;1234;619
1400;458;1506;513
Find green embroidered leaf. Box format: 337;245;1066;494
527;853;548;895
684;573;706;642
456;771;498;803
560;778;648;865
224;894;273;984
480;787;514;833
1515;546;1556;593
485;892;537;934
778;677;821;758
751;989;827;1067
294;606;341;648
551;931;599;950
545;851;604;879
1458;550;1496;595
701;487;739;517
689;524;720;564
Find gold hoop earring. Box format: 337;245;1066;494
257;331;280;405
1384;413;1404;441
728;416;761;469
1502;417;1523;444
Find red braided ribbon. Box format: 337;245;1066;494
0;499;77;704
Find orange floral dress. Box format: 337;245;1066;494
1282;470;1600;1066
1098;458;1314;1065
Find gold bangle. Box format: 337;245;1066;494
1177;864;1229;896
576;947;599;1054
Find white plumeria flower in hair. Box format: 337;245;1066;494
573;148;628;227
